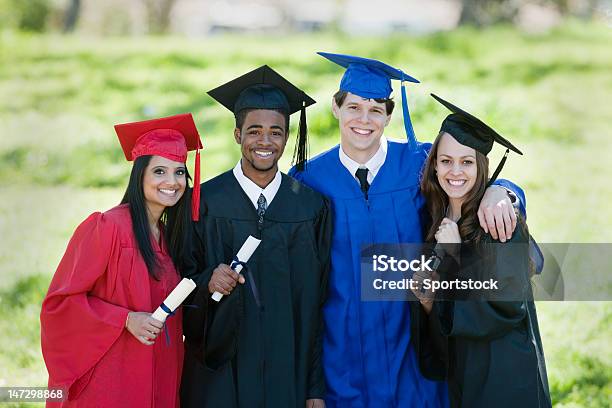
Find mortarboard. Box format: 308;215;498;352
114;113;203;221
431;93;522;185
318;52;420;150
207;65;316;171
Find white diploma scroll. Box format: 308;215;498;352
212;235;261;302
151;278;197;323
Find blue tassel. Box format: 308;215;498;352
401;81;418;151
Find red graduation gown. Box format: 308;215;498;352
40;204;184;407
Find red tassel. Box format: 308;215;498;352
191;147;201;221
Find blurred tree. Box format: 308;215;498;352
459;0;599;26
10;0;50;32
556;0;570;13
62;0;80;33
555;0;598;18
143;0;178;34
459;0;521;26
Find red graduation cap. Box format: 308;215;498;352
114;113;203;221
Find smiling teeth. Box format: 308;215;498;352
352;128;372;135
448;180;466;186
159;189;176;195
255;151;272;157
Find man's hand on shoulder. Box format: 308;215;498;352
478;185;517;242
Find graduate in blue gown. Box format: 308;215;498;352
290;53;528;408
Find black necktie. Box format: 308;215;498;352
355;168;370;199
257;193;267;224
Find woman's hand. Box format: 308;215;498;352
435;218;461;244
126;312;164;345
306;399;325;408
410;269;439;314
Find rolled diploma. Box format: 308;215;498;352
212;235;261;302
151;278;197;322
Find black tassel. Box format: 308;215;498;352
292;101;308;172
487;148;510;187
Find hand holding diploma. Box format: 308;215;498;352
208;264;245;297
210;236;261;302
410;269;439;315
151;278;197;323
125;278;196;345
126;312;164;346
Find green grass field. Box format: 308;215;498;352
0;21;610;406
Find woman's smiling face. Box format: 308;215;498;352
435;132;478;203
142;155;187;214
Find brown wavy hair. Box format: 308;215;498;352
421;131;489;243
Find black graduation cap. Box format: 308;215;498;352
431;93;523;185
207;65;316;170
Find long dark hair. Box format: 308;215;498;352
121;155;192;278
421;131;489;243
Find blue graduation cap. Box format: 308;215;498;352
318;52;420;150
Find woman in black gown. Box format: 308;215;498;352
411;94;551;408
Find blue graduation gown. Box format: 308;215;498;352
290;141;448;408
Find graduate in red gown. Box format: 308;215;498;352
40;113;202;407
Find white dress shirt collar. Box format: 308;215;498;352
232;160;282;209
339;136;388;184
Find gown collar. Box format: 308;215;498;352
339;136;388;184
232;160;282;209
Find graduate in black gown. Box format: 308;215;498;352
179;65;332;408
410;94;551;408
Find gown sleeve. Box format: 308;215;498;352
410;255;458;381
40;212;130;393
181;210;243;371
411;303;448;381
438;227;531;341
307;198;333;399
180;210;214;356
491;179;545;273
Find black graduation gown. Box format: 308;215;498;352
180;170;332;408
412;224;551;408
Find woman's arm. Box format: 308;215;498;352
40;213;130;392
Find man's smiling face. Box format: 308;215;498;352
333;92;391;160
235;109;288;175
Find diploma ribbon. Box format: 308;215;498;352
230;257;248;270
159;302;173;315
158;303;199;346
231;256;262;309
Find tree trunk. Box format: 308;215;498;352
144;0;178;34
459;0;520;27
63;0;81;33
459;0;483;26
